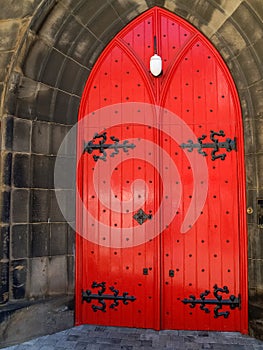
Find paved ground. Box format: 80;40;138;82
2;325;263;350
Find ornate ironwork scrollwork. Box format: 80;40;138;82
83;132;136;161
180;130;236;161
82;282;136;312
133;208;152;225
182;284;240;318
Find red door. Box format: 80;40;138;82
76;7;248;332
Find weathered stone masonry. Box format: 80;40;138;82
0;0;262;346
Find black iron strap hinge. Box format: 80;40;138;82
83;132;136;162
180;130;236;161
82;281;136;312
182;284;240;318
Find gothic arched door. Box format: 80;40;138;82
76;7;248;332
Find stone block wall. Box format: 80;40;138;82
0;0;263;345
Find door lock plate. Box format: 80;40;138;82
169;269;175;277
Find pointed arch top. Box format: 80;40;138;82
79;6;241;119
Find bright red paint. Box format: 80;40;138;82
76;7;248;332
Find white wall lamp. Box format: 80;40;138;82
150;36;162;77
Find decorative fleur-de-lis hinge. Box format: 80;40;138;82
182;284;240;318
180;130;236;161
82;282;136;312
83;132;136;162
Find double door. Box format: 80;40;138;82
76;7;247;332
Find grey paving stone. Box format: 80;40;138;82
169;335;186;342
94;326;106;332
75;342;95;350
29;345;49;350
38;339;58;346
120;339;142;347
194;336;222;344
201;344;213;349
140;340;153;347
184;344;203;350
108;331;139;340
67;335;80;341
139;333;159;341
160;329;179;335
20;339;39;346
96;338;121;345
53;340;78;348
2;326;263;350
